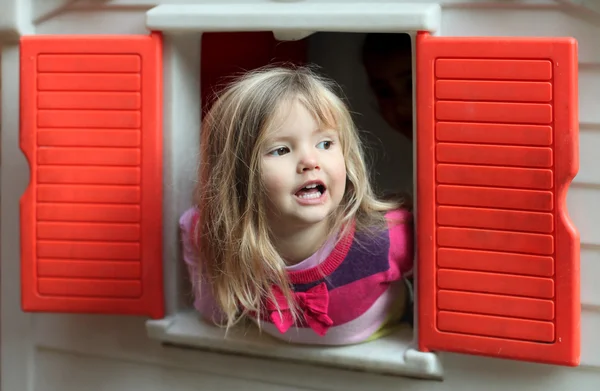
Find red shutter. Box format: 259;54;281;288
416;32;579;366
201;32;307;114
20;33;164;319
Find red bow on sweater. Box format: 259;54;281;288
266;282;334;336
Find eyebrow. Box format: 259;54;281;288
265;127;335;143
314;127;330;134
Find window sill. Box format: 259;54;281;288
146;310;443;380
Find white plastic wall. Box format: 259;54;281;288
2;1;600;390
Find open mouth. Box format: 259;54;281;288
295;181;327;200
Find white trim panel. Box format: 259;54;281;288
146;311;443;380
146;3;441;34
0;0;34;41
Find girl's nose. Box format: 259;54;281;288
297;150;320;173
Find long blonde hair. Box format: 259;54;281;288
194;65;403;330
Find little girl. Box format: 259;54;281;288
180;66;414;345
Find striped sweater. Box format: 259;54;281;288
180;207;413;345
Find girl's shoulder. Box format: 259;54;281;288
383;208;413;241
384;207;413;227
179;207;201;259
384;208;414;274
179;206;200;233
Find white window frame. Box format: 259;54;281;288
145;1;443;380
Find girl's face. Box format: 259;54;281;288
260;100;347;232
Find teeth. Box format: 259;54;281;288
298;191;322;199
304;184;318;189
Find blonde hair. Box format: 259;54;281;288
194;65;403;330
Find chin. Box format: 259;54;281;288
297;213;331;226
291;208;333;227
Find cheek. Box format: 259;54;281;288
330;156;347;195
261;162;289;195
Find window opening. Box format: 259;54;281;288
149;31;440;380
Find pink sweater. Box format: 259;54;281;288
180;207;413;345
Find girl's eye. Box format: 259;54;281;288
317;141;332;150
269;147;290;156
